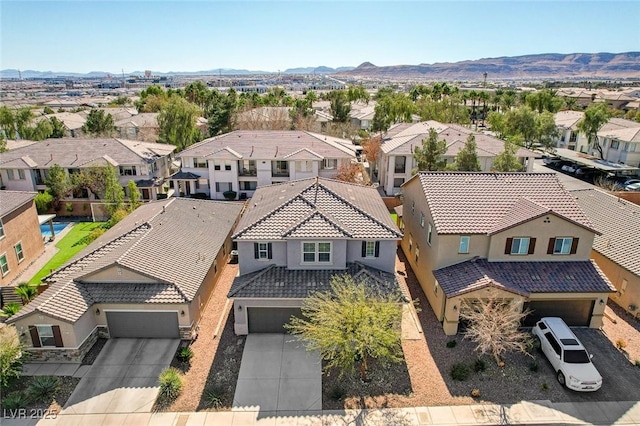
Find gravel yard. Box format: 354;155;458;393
325;251;640;409
602;301;640;365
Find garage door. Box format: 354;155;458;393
523;300;594;327
106;311;180;338
247;308;303;333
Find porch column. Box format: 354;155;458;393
48;219;55;239
443;297;460;336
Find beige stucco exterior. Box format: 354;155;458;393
592;250;640;319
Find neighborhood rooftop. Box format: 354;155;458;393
233;177;403;240
8;198;243;323
414;172;597;235
0;190;36;218
177;130;356;159
0;138;176;169
572;188;640;277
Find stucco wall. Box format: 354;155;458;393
286;239;347;270
592;250;640;318
0;199;45;286
237;241;287;275
345;240;397;273
0;170;35;192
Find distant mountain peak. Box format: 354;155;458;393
356;62;377;69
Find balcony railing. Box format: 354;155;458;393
272;169;289;177
239;168;257;176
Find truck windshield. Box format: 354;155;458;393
564;349;590;363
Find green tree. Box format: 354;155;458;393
21;119;53;141
135;85;168;112
34;191;53;213
15;282;39;304
82;109;115;136
48;117;66;138
127;180;142;211
492;141;523;172
15;107;35;139
158;96;202;150
577;103;611;159
452;134;481;171
206;89;237;136
535;111;560;151
0;106;17;139
43;106;55;115
285;275;403;382
45;164;71;210
184;81;209;109
413;128;447;171
347;85;370;104
104;166;125;214
327;90;351;123
0;324;23;390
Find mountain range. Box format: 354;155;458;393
2;52;639;80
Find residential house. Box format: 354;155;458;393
228;177;403;334
6;197;243;362
0;138;176;201
0;191;45;287
114;113;160;142
174;130;357;199
554;110;588;151
378;121;536;196
34;112;86;138
596;118;640;167
572;189;640;319
401;172;614;335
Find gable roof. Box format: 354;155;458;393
176;130;356;161
381;121;536;158
0;190;36;218
0;138;175;169
8;198;243;323
433;258;615;298
572;189;640;277
554;110;584;130
410;172;597;235
233;178;402;241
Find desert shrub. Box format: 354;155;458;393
205;385;226;409
473;359;486;372
541;382;549;391
529;362;539;372
616;339;627;350
27;376;60;401
177;346;193;364
635;359;640;368
470;388;481;398
222;190;237;201
86;227;106;245
1;303;22;318
446;340;457;348
0;325;23;390
1;391;29;410
329;385;346;401
450;363;470;381
34;191;53;214
158;367;183;400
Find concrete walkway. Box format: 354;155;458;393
4;400;636;425
21;362;88;378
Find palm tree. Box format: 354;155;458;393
15;282;39;304
478;91;490;128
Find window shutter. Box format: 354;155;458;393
570;238;579;254
361;241;367;257
254;243;259;259
547;238;556;254
29;326;41;348
528;238;536;255
267;243;272;260
505;238;513;255
375;241;380;257
52;325;63;347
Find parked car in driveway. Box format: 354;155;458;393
532;317;602;392
624;182;640;192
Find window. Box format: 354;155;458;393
393;178;404;188
36;325;56;347
408;234;413;252
544;332;562;356
214;161;221;171
258;243;268;259
362;241;379;258
239;160;256;175
569;132;578;143
459;236;470;254
194;158;208;168
621;279;628;295
0;254;8;276
7;169;24;180
240;181;257;191
322;159;337;170
411;201;415;215
427;223;433;245
610;140;620;150
273;161;289;176
420;212;425;228
302;242;331;263
511;237;530;255
394;156;406;173
225;160;232;171
119;166;137;176
215;182;232;192
253;242;272;260
553;237;573;254
415;245;419;263
624;142;637;152
14;242;24;263
0;219;4;239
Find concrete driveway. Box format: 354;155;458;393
63;338;179;414
233;334;321;412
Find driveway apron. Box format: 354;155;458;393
63;338;179;414
233;334;322;412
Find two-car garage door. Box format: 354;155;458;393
106;311;180;338
247;308;303;333
523;300;595;327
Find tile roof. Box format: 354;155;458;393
233;178;402;241
8;198;243;323
554;110;584;130
34;112;86;130
176;130;356;161
413;172;597;235
381;121;536;158
572;189;640;277
433;258;615;298
0;190;36;218
228;262;405;300
0;138;175;169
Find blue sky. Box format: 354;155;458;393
1;1;639;73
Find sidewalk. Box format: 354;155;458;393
1;400;637;425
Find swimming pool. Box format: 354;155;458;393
40;222;70;238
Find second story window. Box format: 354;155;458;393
0;219;4;239
14;242;24;263
302;242;331;263
7;169;26;180
0;253;8;276
411;201;415;215
549;237;577;255
194;158;208;168
119;166;137;176
254;242;272;260
610;140;620;150
459;236;470;254
322;159;337;170
415;245;419;263
427;223;433;246
239;160;256;176
420;212;425;228
362;241;380;258
214;161;221;171
273;161;289;176
506;237;535;255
